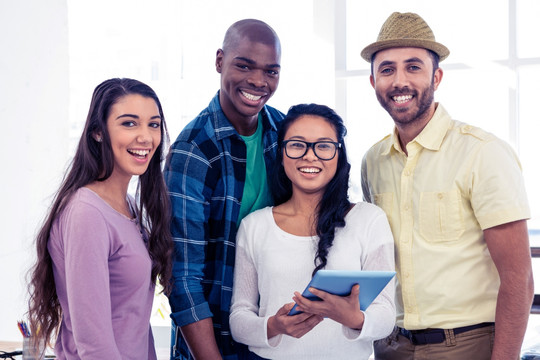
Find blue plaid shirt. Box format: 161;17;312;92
164;92;284;359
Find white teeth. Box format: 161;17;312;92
241;91;262;101
299;167;321;173
129;149;150;156
393;95;413;103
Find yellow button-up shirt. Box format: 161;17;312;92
361;104;530;330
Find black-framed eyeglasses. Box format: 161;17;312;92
282;140;341;161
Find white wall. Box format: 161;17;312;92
0;0;70;341
0;0;338;343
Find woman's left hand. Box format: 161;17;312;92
292;284;365;330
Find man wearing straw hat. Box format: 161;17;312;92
361;12;533;359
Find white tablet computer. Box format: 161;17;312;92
288;270;396;316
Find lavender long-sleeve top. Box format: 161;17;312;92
48;187;157;359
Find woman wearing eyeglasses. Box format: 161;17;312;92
230;103;396;360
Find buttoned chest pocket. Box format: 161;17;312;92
419;189;464;242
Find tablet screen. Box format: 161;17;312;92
288;270;395;316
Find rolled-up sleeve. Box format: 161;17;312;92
165;140;214;327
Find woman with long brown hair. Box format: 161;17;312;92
27;78;173;359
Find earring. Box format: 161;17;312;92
96;136;102;143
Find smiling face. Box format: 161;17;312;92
104;94;162;182
282;115;339;197
370;47;442;130
216;37;280;135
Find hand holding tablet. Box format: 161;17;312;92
288;270;396;316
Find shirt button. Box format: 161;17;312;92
438;193;444;199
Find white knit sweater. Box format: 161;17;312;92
230;202;396;359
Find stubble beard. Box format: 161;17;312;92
377;81;436;127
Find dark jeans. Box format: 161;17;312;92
237;346;270;360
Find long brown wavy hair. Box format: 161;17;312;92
27;78;173;349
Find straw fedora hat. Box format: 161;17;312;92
361;12;450;62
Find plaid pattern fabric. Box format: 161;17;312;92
164;92;284;359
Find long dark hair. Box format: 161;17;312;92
271;103;351;276
27;78;173;348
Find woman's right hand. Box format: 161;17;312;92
267;302;323;339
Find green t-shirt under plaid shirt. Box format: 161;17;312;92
238;114;273;223
164;92;284;359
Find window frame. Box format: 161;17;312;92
333;0;540;304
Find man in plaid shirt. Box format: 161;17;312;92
164;19;285;359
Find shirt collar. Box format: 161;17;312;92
209;91;278;141
382;103;452;155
